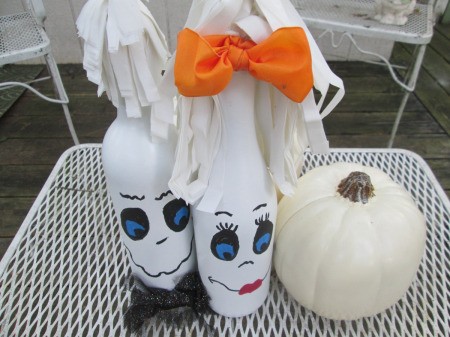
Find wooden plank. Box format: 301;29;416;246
0;92;114;142
435;23;450;38
328;134;450;159
0;238;13;260
390;44;435;90
429;27;450;63
327;133;450;197
0;197;35;237
59;94;116;118
413;87;450;135
400;43;450;95
6;93;115;117
0;65;44;118
330;76;400;94
334;92;426;112
329;61;390;77
26;77;99;97
392;44;450;135
22;65;99;96
392;135;450;160
323;111;445;135
0;110;114;139
0;165;53;197
0;139;72;165
426;159;450;198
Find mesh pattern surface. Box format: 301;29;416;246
291;0;434;43
0;145;449;336
0;12;48;62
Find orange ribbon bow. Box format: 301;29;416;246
174;27;313;103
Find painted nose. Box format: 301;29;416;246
156;237;168;245
238;260;254;268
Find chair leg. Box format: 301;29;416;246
387;91;411;148
387;44;428;148
44;53;80;145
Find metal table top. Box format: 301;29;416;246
292;0;435;44
1;144;449;336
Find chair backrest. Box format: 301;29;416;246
426;0;440;22
21;0;46;24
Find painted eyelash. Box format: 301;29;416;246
120;193;145;201
155;190;173;201
255;213;270;225
216;222;238;232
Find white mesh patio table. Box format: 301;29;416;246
0;144;449;336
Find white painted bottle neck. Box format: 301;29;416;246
216;72;261;159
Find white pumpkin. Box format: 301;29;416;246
274;162;426;320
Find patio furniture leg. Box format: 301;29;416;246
44;53;80;145
388;44;428;148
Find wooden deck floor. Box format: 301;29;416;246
0;24;449;259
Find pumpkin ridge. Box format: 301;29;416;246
311;205;352;312
276;195;337;239
366;212;385;312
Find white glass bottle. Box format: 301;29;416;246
102;103;196;290
193;72;277;316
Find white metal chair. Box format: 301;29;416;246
0;0;79;144
292;0;437;147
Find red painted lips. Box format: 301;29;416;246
239;278;263;295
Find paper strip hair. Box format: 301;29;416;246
76;0;173;139
165;0;345;210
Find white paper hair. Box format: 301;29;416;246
167;0;345;210
76;0;173;139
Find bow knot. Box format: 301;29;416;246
123;273;210;332
213;35;255;71
175;27;313;103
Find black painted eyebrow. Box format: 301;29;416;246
214;211;233;217
120;193;145;201
155;190;173;201
253;203;267;212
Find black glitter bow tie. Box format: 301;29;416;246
123;272;210;333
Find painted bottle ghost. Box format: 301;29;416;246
167;0;344;316
102;104;196;290
77;0;196;290
168;0;291;317
192;73;277;317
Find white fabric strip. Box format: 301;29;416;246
232;8;332;193
234;15;272;43
167;0;345;205
169;96;222;205
77;0;172;139
185;0;244;34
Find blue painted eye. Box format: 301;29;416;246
163;198;190;232
174;206;189;226
120;208;149;241
215;243;237;260
211;225;239;261
254;233;271;253
253;216;273;254
125;220;146;238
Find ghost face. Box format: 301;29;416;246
193;199;276;317
117;189;195;290
102;122;196;290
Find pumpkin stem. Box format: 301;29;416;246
337;171;375;204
